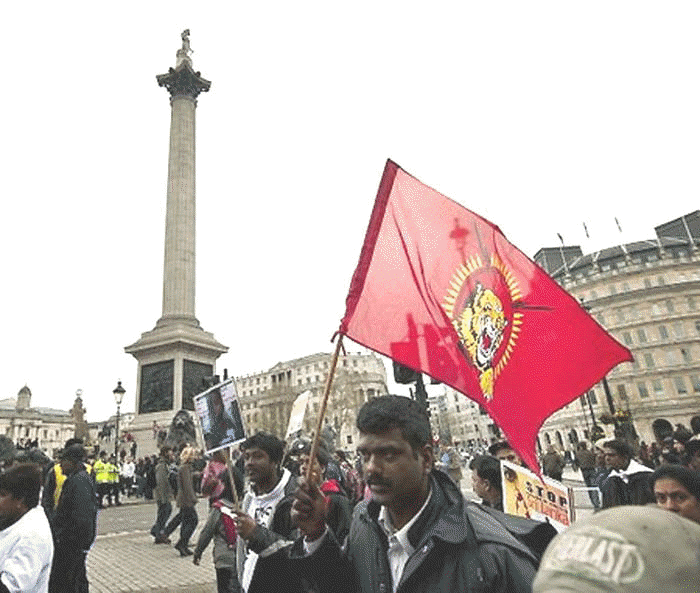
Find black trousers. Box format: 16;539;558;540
48;546;88;593
216;568;243;593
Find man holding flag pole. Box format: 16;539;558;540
281;159;632;593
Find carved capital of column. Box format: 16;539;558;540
156;62;211;100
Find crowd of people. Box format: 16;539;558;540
0;401;698;591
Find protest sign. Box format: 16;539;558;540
501;459;573;531
194;378;246;454
285;390;311;440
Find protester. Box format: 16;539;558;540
41;438;92;522
439;444;463;487
651;463;700;524
470;454;503;511
683;438;700;469
542;446;565;482
193;497;242;593
163;446;199;556
289;395;538;593
488;440;524;466
151;447;174;544
121;457;136;497
232;431;299;593
600;439;654;508
334;449;363;506
194;477;242;593
48;443;98;593
574;441;600;508
0;463;54;593
689;415;700;441
533;505;700;592
297;441;352;543
200;450;243;506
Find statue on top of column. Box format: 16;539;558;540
176;29;193;67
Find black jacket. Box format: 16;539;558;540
239;471;302;593
291;470;538;593
601;464;655;508
50;468;98;552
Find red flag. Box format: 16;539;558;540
340;160;632;472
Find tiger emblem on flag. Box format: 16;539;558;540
456;283;507;399
442;253;523;401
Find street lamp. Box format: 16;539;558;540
113;381;125;458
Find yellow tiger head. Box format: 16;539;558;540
455;282;507;399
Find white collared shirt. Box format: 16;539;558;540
377;489;432;593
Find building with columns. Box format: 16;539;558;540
125;31;227;454
535;211;700;452
236;351;388;450
0;386;77;457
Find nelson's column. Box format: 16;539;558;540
125;31;227;453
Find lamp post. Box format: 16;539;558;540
113;381;125;458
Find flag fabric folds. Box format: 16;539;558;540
340;160;632;472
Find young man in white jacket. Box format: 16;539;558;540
0;463;54;593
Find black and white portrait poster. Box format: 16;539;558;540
194;379;246;454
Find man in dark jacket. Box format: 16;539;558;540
290;395;537;593
48;443;98;593
601;439;654;508
232;432;300;593
151;446;174;543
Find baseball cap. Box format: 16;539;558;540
533;505;700;593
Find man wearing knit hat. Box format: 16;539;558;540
533;505;700;593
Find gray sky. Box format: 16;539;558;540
3;2;699;422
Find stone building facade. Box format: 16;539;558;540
427;388;495;447
236;351;388;450
535;211;700;451
0;386;76;457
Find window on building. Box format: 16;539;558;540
696;320;700;335
622;282;630;292
616;384;628;401
674;376;687;394
623;331;632;345
689;296;696;310
588;389;598;405
657;275;665;286
673;322;684;338
659;325;669;340
597;313;606;325
666;351;677;366
667;299;675;313
691;375;700;394
644;353;655;368
653;380;664;396
636;329;647;343
590;289;598;299
609;284;617;295
637;382;649;398
644;278;652;289
681;348;692;364
616;309;625;323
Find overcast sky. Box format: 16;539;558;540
2;2;699;423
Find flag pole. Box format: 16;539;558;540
224;446;240;511
305;334;344;485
